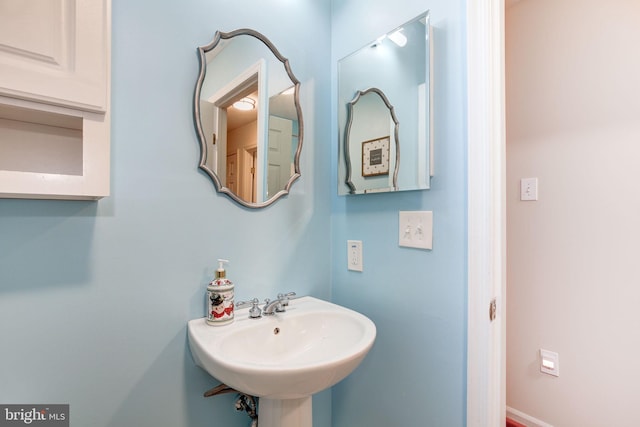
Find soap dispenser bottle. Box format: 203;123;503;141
206;259;235;326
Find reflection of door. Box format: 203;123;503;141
249;147;257;202
231;147;257;203
267;116;293;198
226;152;237;194
199;100;216;170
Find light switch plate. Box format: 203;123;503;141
520;177;538;201
399;211;433;250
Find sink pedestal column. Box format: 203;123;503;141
259;397;312;427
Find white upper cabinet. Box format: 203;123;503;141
0;0;109;112
0;0;111;200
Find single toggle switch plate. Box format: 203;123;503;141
540;349;559;377
399;211;433;250
347;240;363;272
520;177;538;201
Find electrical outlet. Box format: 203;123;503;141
399;211;433;250
347;240;363;272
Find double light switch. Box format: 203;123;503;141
399;211;433;250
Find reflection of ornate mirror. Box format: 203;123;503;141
194;29;303;208
344;88;399;194
338;11;431;196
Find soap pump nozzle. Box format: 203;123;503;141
216;259;229;279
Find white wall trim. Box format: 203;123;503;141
466;0;506;426
507;407;554;427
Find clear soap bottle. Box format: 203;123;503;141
206;259;234;326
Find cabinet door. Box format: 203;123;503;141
0;0;109;113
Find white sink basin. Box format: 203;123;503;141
187;296;376;400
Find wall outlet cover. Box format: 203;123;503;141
540;349;559;377
347;240;363;272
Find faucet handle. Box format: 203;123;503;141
277;292;297;306
236;298;256;307
236;298;262;318
275;292;296;312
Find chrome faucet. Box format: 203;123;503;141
263;292;296;315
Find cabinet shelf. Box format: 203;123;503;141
0;97;110;200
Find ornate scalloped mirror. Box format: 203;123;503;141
194;29;303;208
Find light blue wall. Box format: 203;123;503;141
0;1;331;427
0;0;468;426
330;0;468;426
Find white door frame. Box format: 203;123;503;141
466;1;506;426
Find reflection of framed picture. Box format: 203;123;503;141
362;136;390;177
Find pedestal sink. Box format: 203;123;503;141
187;296;376;427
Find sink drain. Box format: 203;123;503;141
273;327;280;335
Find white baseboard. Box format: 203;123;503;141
506;407;554;427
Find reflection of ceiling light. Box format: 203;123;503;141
233;97;255;111
388;29;407;47
281;86;295;96
370;35;386;48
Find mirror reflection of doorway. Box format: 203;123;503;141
203;62;263;205
225;101;258;204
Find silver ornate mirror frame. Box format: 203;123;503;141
193;28;303;209
344;88;400;194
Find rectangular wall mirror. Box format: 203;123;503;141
338;11;432;196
